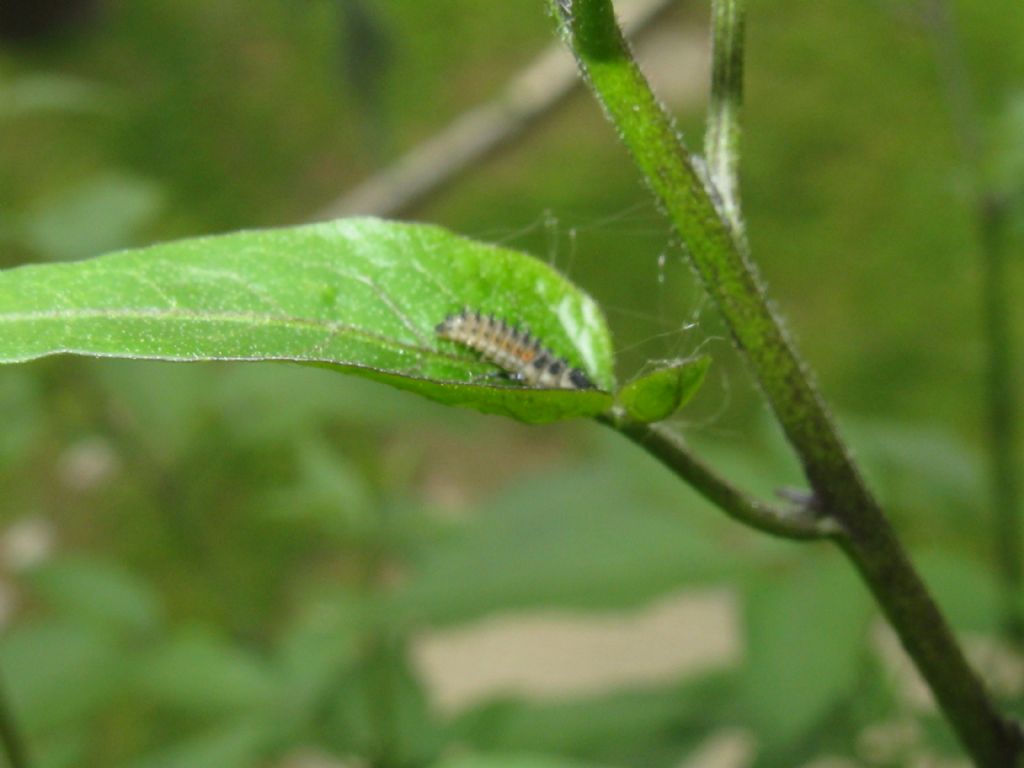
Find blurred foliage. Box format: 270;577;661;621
0;0;1022;766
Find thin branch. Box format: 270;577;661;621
704;0;746;241
600;410;838;540
550;0;1023;763
314;0;676;221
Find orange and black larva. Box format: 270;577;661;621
436;310;595;390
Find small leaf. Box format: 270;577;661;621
0;218;614;423
617;357;709;423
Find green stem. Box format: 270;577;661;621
549;0;1023;762
705;0;746;241
599;410;836;540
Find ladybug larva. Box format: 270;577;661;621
436;310;595;390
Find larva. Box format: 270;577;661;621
436;310;595;390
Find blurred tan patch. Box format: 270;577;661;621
412;587;739;714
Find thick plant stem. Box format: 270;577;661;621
549;0;1023;763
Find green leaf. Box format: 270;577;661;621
617;357;709;423
0;218;614;423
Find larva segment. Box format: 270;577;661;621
436;310;595;390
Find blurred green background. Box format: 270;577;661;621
1;0;1023;766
